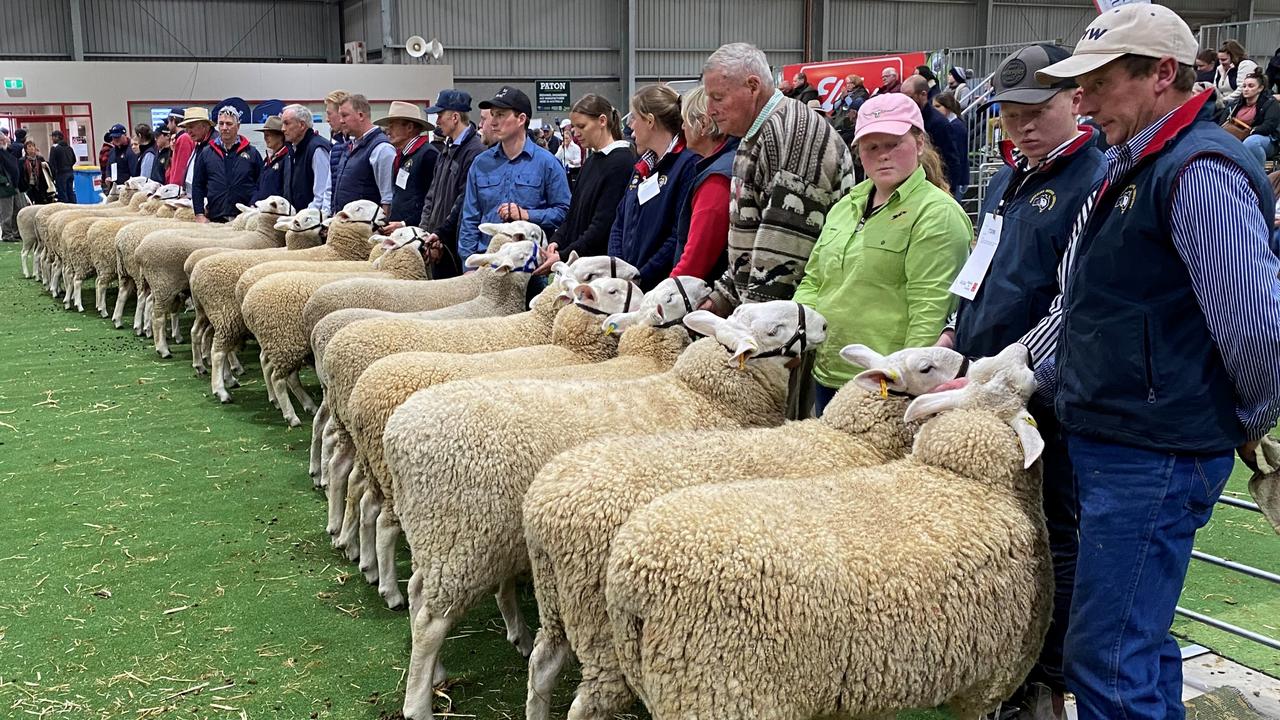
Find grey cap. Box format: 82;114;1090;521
984;44;1078;108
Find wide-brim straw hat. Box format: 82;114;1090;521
374;101;433;131
177;107;213;128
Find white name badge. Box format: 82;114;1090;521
949;213;1003;301
637;174;661;205
109;164;117;182
395;168;410;190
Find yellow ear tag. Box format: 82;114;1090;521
1024;414;1038;428
604;323;617;336
879;378;888;398
738;354;746;371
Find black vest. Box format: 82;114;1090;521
283;128;330;211
332;127;390;210
388;138;437;223
1056;95;1275;453
150;146;173;184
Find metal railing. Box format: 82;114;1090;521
1175;494;1280;652
1198;18;1280;69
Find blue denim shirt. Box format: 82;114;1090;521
456;135;571;261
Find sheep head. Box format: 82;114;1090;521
684;301;828;370
463;239;541;274
275;207;324;232
478;220;546;252
541;255;643;307
572;277;644;317
845;345;968;398
254;195;296;217
324;199;386;228
379;225;428;252
904;344;1042;469
135;179;161;196
165;198;194;209
604;276;710;335
151;184;181;200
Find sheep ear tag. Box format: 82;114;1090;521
1011;409;1045;470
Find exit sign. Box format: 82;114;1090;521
3;78;23;91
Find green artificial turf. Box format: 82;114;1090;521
0;241;1273;720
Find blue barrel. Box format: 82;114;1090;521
73;165;103;204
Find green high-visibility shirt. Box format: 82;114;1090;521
793;166;972;389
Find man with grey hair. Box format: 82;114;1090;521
191;105;262;223
701;42;855;417
280;103;331;212
331;93;394;215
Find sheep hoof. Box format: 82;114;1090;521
157;350;171;360
343;541;360;563
112;319;123;329
226;377;240;389
286;416;302;428
381;589;406;611
361;565;378;584
194;367;207;377
215;391;232;404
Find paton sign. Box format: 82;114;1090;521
536;80;572;112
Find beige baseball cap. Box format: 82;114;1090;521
1037;4;1197;83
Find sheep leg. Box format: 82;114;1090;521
111;278;132;329
72;277;85;313
408;569;425;623
153;303;171;359
134;291;149;336
170;311;182;345
229;350;243;376
20;247;29;278
309;400;330;480
285;372;319;415
95;281;108;317
526;632;572;720
211;343;233;403
61;267;73;308
358;490;380;584
336;463;365;560
496;576;535;658
375;509;404;609
402;610;461;720
260;353;278;407
271;368;301;427
317;416;342;490
325;440;355;536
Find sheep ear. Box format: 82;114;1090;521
1011;409;1045;469
851;368;900;394
840;344;888;372
904;388;965;423
681;309;722;338
236;203;252;214
567;250;580;265
478;222;502;237
602;310;641;336
464;253;490;269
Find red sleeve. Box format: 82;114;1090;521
670;174;731;280
167;134;193;185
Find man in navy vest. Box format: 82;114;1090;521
938;43;1105;720
103;123;135;194
192;106;263;223
330;93;394;217
1016;7;1280;718
280;103;331;212
374;101;437;224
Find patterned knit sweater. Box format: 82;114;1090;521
711;96;856;309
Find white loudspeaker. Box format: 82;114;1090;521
405;35;428;58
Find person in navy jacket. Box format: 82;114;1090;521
607;84;700;289
252;116;290;204
374;101;437;224
938;43;1105;719
192;106;263;223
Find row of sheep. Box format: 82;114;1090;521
15;184;1054;720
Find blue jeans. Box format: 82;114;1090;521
1062;434;1234;720
55;175;76;203
813;382;838;417
1242;134;1272;171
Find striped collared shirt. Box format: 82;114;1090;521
1020;101;1280;440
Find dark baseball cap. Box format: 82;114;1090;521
479;86;532;117
984;44;1078;108
426;89;472;114
108;123;128;138
154;123;171;136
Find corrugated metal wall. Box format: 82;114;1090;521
987;2;1093;46
0;0;72;58
830;0;982;55
392;0;620;79
635;0;804;79
0;0;334;61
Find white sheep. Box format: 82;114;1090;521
603;345;1052;720
382;300;826;720
308;253;638;495
521;344;968;720
342;277;644;608
136;195;293;359
240;217;429;427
